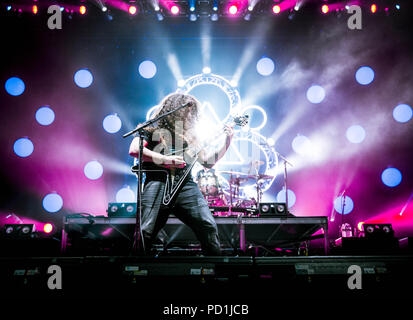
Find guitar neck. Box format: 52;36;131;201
164;119;235;157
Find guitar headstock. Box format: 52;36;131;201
233;114;249;127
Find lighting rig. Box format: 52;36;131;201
0;0;404;21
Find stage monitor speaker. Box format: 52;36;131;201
3;224;36;238
363;223;394;239
107;203;136;217
259;203;287;216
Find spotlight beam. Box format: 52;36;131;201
201;21;211;73
167;53;184;84
231;20;271;86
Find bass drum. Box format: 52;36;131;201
197;169;220;196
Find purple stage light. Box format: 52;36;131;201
43;193;63;213
355;66;375;85
13;138;34;158
103;114;122;133
74;69;93;88
346;125;366;144
138;60;157;79
292;135;312;155
256;57;275;76
393;104;412;123
116;186;135;203
306;85;325;104
84;161;104;180
381;168;402;187
276;189;296;208
35;106;55;126
171;5;180;15
228;4;238;15
334;195;354;215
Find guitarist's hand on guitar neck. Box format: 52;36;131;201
223;124;234;140
161;155;186;169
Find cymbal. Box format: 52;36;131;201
250;160;264;166
218;171;249;176
219;171;274;181
255;174;274;180
229;177;249;185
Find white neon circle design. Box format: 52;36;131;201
143;73;278;193
240;105;267;131
146;105;160;120
176;73;242;123
219;131;278;195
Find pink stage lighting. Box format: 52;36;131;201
170;5;180;15
321;4;329;14
228;4;238;15
79;5;87;15
129;5;137;15
272;5;281;14
43;223;53;234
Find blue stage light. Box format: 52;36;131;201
393;104;412;123
13;138;34;158
381;168;402;187
74;69;93;88
189;0;196;11
276;189;296;208
346;125;366;143
306;85;325;104
84;160;103;180
138;60;157;79
355;66;375;85
5;77;25;96
35;106;55;126
116;186;136;202
213;0;218;11
334;195;354;214
256;57;275;76
103;114;122;133
43;193;63;213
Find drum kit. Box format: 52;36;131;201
196;160;274;216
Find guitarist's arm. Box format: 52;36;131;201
129;136;186;168
198;125;234;169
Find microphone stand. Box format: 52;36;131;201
123;102;192;254
340;189;346;237
275;151;293;215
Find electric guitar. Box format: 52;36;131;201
162;114;249;206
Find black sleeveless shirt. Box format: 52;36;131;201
139;129;193;184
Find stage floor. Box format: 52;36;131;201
1;255;412;300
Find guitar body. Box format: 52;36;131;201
161;114;249;206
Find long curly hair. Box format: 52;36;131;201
147;93;200;146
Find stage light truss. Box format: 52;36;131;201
2;0;403;19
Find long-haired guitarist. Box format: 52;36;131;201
129;93;233;255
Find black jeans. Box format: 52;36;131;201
141;180;221;255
